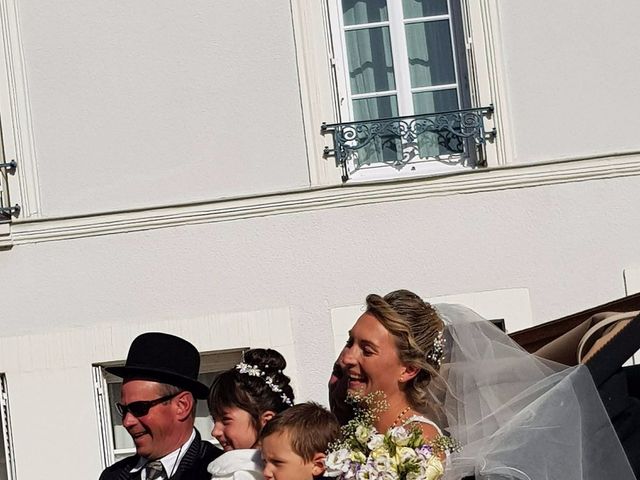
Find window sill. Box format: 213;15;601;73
345;158;470;183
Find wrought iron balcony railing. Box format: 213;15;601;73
0;160;19;218
322;105;495;182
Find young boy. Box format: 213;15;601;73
260;402;341;480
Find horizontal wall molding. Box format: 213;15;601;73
3;153;640;247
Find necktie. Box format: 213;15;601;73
145;460;165;480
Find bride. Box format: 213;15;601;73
340;290;446;441
332;290;636;480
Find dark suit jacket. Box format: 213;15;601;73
99;430;222;480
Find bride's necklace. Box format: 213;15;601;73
391;405;413;427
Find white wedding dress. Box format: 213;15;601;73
404;414;443;435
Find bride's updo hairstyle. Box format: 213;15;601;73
366;289;444;410
208;348;294;431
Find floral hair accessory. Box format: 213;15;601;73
235;362;293;406
426;330;446;367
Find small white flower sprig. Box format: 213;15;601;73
235;362;293;406
325;391;460;480
426;330;446;367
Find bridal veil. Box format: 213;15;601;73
431;304;635;480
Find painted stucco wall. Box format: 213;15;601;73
1;172;640;478
4;174;639;339
16;0;309;216
11;0;640;219
496;1;640;163
1;2;640;479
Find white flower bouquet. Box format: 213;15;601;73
325;423;447;480
325;394;458;480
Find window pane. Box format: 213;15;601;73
412;88;459;114
346;27;395;95
108;382;133;451
342;0;388;26
405;20;456;88
413;89;462;157
353;95;398;121
351;95;400;169
402;0;448;18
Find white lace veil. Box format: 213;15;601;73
432;304;635;480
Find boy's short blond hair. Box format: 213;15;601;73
260;402;341;462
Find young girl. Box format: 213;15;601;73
207;348;295;480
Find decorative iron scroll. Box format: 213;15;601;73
322;105;494;182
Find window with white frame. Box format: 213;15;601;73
94;348;246;467
327;0;487;181
0;374;16;480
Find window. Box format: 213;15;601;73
0;375;16;480
326;0;490;181
94;348;245;467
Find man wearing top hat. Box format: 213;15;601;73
99;332;222;480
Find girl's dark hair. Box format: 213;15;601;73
207;348;294;432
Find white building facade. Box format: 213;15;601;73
0;1;639;478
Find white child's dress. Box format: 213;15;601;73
207;449;263;480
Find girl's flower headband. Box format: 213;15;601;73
235;362;293;406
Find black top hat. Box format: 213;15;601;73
106;332;209;399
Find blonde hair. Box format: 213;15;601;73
366;289;444;412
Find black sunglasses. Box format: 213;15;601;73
116;392;180;418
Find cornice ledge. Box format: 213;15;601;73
0;221;12;248
8;153;640;245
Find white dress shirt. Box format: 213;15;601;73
130;429;196;479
